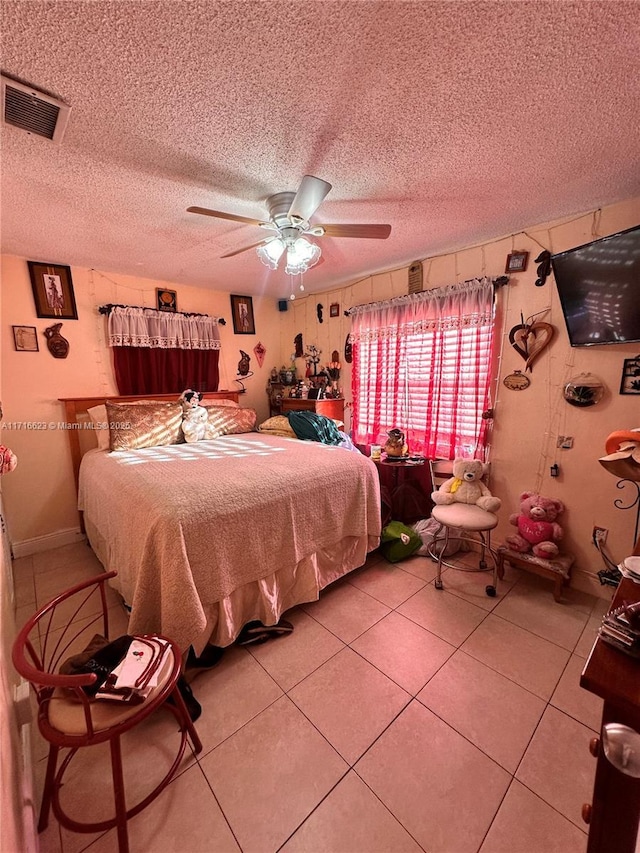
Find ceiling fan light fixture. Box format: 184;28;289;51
284;237;321;275
256;237;286;269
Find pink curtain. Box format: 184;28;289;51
350;279;496;459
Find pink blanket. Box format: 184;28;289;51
78;433;381;650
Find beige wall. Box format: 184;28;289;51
281;197;640;596
0;259;280;548
2;196;639;594
1;270;37;851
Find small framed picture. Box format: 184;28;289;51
13;325;39;352
28;261;78;320
620;356;640;395
230;294;255;335
505;252;529;273
156;288;177;312
329;302;340;318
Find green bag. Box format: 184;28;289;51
380;520;423;563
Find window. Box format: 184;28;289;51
107;306;221;395
351;279;496;459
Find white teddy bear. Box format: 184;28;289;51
179;389;208;443
431;458;501;513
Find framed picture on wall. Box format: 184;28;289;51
620;356;640;395
28;261;78;320
230;294;255;334
12;325;39;352
156;288;177;312
505;251;529;273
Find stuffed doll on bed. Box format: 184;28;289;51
179;389;208;443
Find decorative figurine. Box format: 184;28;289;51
305;345;322;377
384;428;407;458
238;350;251;376
235;350;254;393
44;323;69;358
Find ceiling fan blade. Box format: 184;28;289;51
319;223;392;239
187;206;266;227
220;239;269;258
288;175;332;222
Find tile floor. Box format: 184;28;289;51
12;541;615;853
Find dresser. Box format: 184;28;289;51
580;536;640;853
280;397;345;423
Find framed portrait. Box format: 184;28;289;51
28;261;78;320
620;356;640;395
156;288;177;312
329;302;340;318
505;251;529;273
230;294;255;335
12;325;39;352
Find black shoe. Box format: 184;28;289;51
167;676;202;723
236;619;294;646
186;644;225;670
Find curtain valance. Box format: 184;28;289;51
107;306;221;350
349;278;495;343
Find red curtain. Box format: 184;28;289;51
351;280;496;460
113;347;219;395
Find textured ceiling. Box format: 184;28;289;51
1;0;639;298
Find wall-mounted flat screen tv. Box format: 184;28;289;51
551;224;640;347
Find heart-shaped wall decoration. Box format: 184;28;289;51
508;321;554;372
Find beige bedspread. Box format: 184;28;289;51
78;434;381;650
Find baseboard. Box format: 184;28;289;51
569;568;613;601
11;528;85;559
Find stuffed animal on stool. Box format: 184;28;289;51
179;389;208;443
506;492;565;559
431;458;501;513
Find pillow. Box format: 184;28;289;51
106;401;183;451
202;406;257;440
258;415;297;439
87;405;110;451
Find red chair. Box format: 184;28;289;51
12;571;202;853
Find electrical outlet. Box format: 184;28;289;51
593;526;608;546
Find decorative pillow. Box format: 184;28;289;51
203;406;257;440
106;401;183;451
258;416;297;439
87;405;110;451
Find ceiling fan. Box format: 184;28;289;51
187;175;391;275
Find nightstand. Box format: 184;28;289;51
373;456;431;524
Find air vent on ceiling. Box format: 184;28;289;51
408;260;423;294
1;75;70;142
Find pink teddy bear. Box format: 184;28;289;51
506;492;565;559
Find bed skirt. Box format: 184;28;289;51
85;517;377;653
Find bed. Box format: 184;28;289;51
60;393;381;653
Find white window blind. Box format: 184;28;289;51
351;279;496;458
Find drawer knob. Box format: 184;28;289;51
582;803;592;825
589;737;600;757
602;723;640;777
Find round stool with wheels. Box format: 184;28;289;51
429;503;501;597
